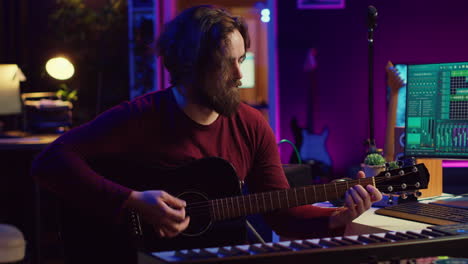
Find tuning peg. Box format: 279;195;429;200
400;193;408;199
414;191;422;198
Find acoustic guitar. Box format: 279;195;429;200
84;156;429;252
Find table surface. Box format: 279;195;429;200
346;193;457;235
0;131;58;150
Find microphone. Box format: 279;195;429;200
366;5;378;151
367;5;378;42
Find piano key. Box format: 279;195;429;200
174;250;189;258
289;241;310;250
174;249;201;259
421;229;445;237
197;249;218;258
357;235;380;244
427;226;457;236
217;246;249;256
406;231;430;239
385;232;409;241
248;244;273;254
331;238;354;246
250;244;288;254
369;234;392;243
318;239;341;248
396;232;419;239
272;243;293;252
341;237;365;245
301;240;323;249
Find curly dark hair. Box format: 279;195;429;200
156;5;250;88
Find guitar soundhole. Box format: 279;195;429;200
178;191;212;237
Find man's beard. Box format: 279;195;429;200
199;79;242;117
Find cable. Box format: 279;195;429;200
246;220;266;244
278;139;302;164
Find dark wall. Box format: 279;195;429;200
278;0;468;176
0;0;52;93
1;0;129;127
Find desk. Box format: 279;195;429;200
348;194;458;235
0;132;58;150
0;133;58;264
346;207;431;235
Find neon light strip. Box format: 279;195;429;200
442;160;468;168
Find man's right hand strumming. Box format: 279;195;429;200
125;190;190;238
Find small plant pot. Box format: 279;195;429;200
361;164;386;177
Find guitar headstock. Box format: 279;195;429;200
374;163;430;194
386;61;405;95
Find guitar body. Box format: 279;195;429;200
300;127;332;166
59;157;247;257
130;157;247;251
290;117;332;176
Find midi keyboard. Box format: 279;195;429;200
138;223;468;264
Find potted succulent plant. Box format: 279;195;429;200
361;153;387;177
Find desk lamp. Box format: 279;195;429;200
46;56;77;101
20;57;76;133
45;57;74;81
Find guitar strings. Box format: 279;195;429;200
183;171;419;217
186;172;411;211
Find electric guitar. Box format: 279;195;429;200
384;61;406;161
85;156;429;252
290;48;332;166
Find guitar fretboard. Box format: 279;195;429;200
208;177;375;221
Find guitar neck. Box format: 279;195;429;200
209;177;375;221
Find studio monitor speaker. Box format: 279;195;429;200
394;126;405;161
393;126;442;198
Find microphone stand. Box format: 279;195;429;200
366;6;378;154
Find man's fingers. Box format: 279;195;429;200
366;185;383;202
161;192;187;209
156;227;165;238
349;187;365;215
163;216;191;234
353;185;371;210
159;203;186;222
160;217;190;238
356;170;365;179
155;216;190;238
344;190;357;218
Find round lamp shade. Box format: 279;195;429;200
45;57;75;80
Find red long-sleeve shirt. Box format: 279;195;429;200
31;87;343;240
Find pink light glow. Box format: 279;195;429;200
442;160;468;168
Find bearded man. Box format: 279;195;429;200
32;5;381;264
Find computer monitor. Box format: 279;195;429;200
239;52;255;89
404;61;468;159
